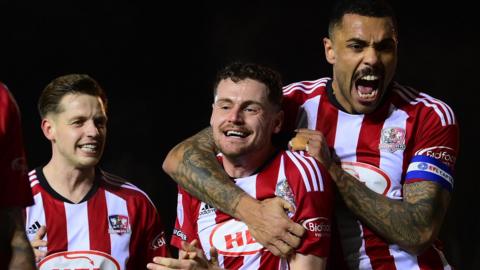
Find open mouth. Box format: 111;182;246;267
224;130;249;138
355;74;380;102
78;143;100;153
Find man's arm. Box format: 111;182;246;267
295;128;449;254
289;253;326;270
1;208;36;270
163;127;305;256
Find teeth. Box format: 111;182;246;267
361;75;378;81
80;144;98;152
226;130;245;137
358;90;377;98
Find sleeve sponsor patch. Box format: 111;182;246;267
406;155;453;191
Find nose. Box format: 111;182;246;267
85;120;100;137
227;106;243;124
363;47;380;67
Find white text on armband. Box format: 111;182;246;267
405;155;453;191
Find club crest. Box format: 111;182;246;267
379;127;406;153
108;215;131;235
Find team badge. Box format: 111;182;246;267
379;127;406;153
108;215;131;235
275;178;296;218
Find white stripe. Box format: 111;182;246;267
28;169;35;176
286;151;311;191
30;180;39;188
29;174;37;181
407;162;453;185
300;152;325;191
415;146;454;155
25;193;48;253
105;191;131;270
379;105;409;199
65;202;90;250
102;173;156;208
357;221;374;270
432;245;453;269
420;92;455;125
389;244;420;270
177;193;184;227
292;152;318;191
334;111;364;162
282;78;329;94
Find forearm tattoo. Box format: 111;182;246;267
170;127;246;216
1;208;36;270
333;167;449;248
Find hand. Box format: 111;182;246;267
31;225;47;263
147;240;221;270
238;196;305;257
289;129;337;170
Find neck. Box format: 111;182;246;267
43;160;96;203
223;145;276;178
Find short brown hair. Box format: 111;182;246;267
38;74;107;118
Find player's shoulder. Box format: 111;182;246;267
99;170;153;202
392;82;457;127
28;168;42;193
282;77;330;96
281;150;329;192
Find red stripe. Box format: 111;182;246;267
258;250;280;269
43;193;68;254
357;114;397;269
417;244;445;270
87;188;111;253
222;255;245;270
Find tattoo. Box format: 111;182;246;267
168;127;246;216
332;166;449;250
0;208;36;270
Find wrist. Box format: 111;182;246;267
234;194;261;222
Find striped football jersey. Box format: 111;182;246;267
172;150;333;269
283;78;458;270
25;168;168;270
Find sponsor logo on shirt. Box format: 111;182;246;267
27;221;42;235
301;217;330;238
173;228;187;241
108;215;131;235
379;127;406;153
38;250;120;270
199;203;216;217
341;161;392;195
210;219;263;256
415;146;457;167
151;231;166;249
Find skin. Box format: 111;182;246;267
0;208;36;270
161;78;326;268
324;14;397;114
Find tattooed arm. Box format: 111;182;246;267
163;127;305;257
0;207;36;270
295;128;450;254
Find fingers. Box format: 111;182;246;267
209;246;219;266
33;226;46;241
149;257;194;269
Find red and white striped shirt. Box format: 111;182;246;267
172;150;333;270
283;78;458;270
25;168;169;270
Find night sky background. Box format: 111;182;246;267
1;1;478;268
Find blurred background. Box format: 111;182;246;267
1;1;477;268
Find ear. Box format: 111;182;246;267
272;110;284;134
323;37;336;64
41;118;56;141
210;103;215;127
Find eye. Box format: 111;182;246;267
244;105;261;114
348;42;364;52
95;118;107;128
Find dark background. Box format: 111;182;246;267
1;1;477;268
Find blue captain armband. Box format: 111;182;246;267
405;155;454;192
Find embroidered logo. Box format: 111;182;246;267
275;178;296;218
108;215;131;235
379;127;406;153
